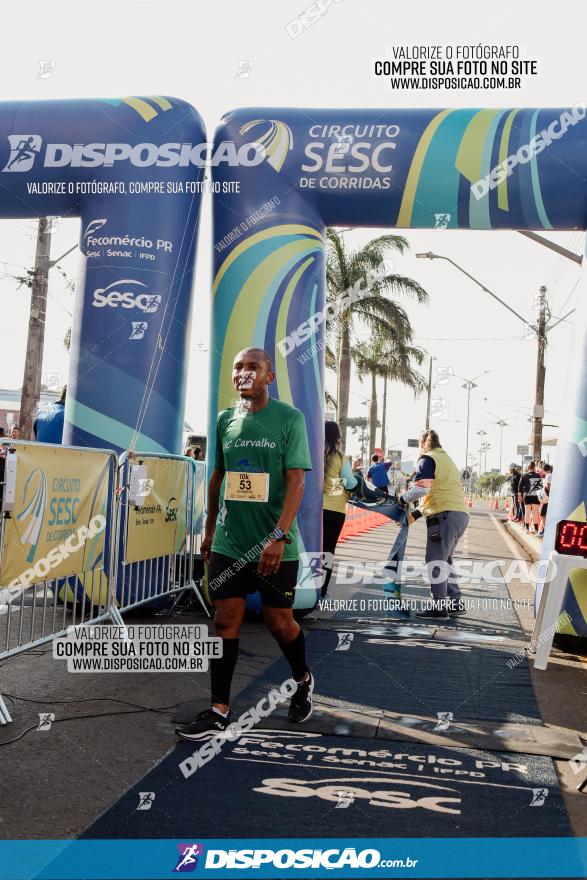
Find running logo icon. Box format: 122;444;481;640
174;843;204;872
336;632;354;651
3;135;42;172
130;322;148;340
530;788;549;807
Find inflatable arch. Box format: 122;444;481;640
0;97;205;454
0;99;585;634
210;107;587;630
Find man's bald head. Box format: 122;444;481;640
234;347;274;372
232;348;275;404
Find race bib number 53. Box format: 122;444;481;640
225;471;269;502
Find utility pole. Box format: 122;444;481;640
425;355;434;429
20;218;51;439
533;286;547;461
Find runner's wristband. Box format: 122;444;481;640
273;527;292;544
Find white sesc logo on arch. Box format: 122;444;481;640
92;280;162;313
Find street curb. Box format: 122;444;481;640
503;518;543;562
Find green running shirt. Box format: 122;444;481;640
211;398;312;562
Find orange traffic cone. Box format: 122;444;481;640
347;507;362;537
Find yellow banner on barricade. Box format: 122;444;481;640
1;444;111;588
193;460;206;536
125;457;188;563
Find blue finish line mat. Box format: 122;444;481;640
81;630;571;841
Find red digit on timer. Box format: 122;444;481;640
556;520;587;555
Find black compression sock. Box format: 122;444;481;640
276;629;309;681
210;637;239;706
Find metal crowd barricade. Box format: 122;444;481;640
0;440;119;724
0;443;209;724
113;451;209;628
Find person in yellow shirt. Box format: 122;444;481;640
399;429;469;620
322;421;358;598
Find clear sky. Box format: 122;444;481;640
0;0;583;471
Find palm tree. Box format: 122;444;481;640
326;228;428;449
353;336;427;454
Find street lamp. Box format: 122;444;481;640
415;252;571;461
496;419;507;472
453;371;490;484
415;252;534;326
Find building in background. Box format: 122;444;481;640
0;388;58;433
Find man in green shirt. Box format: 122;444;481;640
176;348;314;741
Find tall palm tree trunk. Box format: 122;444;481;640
369;370;377;454
381;374;388;452
337;321;351;450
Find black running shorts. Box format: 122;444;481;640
207;551;299;608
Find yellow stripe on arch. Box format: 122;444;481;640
397;110;452;227
275;257;316;405
212;225;323;297
497;110;518;211
123;97;158;122
150;96;173;111
455;109;501;183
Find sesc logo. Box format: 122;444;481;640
165;496;179;523
3;135;43;172
92;280;162;313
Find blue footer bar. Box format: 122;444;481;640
2;838;587;880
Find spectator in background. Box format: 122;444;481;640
193;446;203;461
322;421;357;598
538;464;553;537
367;453;392;496
10;425;21;440
184;446;195;458
509;465;521;520
33;385;66;443
519;461;543;534
0;427;5;438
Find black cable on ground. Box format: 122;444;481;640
0;707;160;748
1;693;181;713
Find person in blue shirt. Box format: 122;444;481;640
33;385;66;444
367;454;392;495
